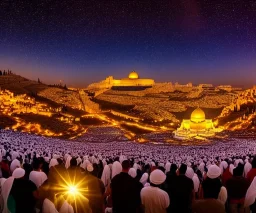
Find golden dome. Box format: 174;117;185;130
191;107;205;123
128;71;139;79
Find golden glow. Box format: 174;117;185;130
68;185;78;196
190;107;206;123
128;71;139;79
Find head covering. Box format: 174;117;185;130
12;168;25;179
193;174;200;193
218;186;227;205
207;165;221;179
10;159;20;173
49;159;58;168
140;173;149;185
245;176;256;207
219;161;228;174
185;167;194;179
244;161;252;178
128;168;137;178
150;169;166;185
2;177;15;213
112;161;122;178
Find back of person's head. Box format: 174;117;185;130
179;164;187;175
233;163;244;177
203;178;222;199
252;158;256;168
32;158;41;170
170;164;178;174
150;169;166;186
70;158;77;167
57;158;63;164
122;160;130;171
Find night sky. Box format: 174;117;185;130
0;0;256;88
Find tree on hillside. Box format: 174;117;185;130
38;78;41;84
3;70;6;75
0;71;2;76
64;84;67;90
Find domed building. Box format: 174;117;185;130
103;71;155;90
128;71;139;79
174;107;215;139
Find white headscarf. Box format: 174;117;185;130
128;168;137;178
165;162;171;174
49;159;59;168
2;177;15;213
193;174;200;193
218;186;227;205
101;165;111;188
219;161;228;175
112;161;122;178
185;167;194;179
244;161;252;178
245;176;256;207
150;169;166;185
140;173;149;185
207;165;221;179
42;198;59;213
10;159;20;173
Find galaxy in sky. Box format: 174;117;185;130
0;0;256;87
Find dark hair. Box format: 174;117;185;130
233;163;244;177
32;158;41;170
122;160;130;170
170;164;178;174
70;158;77;167
252;158;256;168
57;158;63;164
179;164;187;175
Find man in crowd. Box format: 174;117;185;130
111;160;143;213
141;169;169;213
166;164;194;213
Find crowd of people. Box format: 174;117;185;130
0;130;256;212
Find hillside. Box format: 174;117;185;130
0;74;48;94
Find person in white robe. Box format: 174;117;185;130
111;161;122;179
141;169;169;213
101;165;111;189
244;176;256;208
140;173;149;186
244;160;252;178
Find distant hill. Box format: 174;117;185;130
0;74;49;95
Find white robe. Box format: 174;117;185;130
2;177;14;213
42;199;59;213
112;161;122;179
244;176;256;207
101;165;111;188
10;159;20;173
